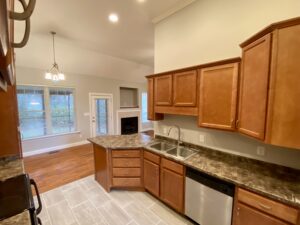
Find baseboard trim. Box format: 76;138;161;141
23;140;90;157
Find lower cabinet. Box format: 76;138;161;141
143;150;185;213
235;203;289;225
160;159;185;213
233;188;299;225
144;159;160;197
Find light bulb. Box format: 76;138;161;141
45;72;52;80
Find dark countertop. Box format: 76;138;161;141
88;134;300;208
0;158;31;225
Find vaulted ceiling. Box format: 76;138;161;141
14;0;195;82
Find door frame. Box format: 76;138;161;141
89;93;114;137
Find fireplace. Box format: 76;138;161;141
121;117;138;135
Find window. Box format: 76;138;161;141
50;88;75;134
141;92;148;123
17;85;76;140
17;86;46;139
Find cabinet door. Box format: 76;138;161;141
154;74;172;106
147;78;163;121
266;25;300;149
173;70;197;107
199;63;239;130
238;34;271;140
147;78;155;120
234;203;289;225
144;159;160;197
160;167;184;213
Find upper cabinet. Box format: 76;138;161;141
238;34;271;140
154;74;173;106
151;70;199;116
199;62;239;130
147;77;163;121
238;17;300;149
173;70;197;107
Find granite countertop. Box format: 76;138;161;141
0;158;31;225
88;133;153;149
89;134;300;208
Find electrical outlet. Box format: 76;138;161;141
199;134;205;143
257;146;266;156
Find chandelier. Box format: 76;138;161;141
45;31;65;81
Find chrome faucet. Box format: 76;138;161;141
167;125;182;149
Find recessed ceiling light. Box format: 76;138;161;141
108;13;119;23
137;0;146;3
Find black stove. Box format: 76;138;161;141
0;174;42;224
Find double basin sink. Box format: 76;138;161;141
147;141;197;160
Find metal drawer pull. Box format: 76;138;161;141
10;0;36;21
258;203;272;210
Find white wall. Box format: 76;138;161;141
17;66;152;154
155;0;300;72
154;0;300;169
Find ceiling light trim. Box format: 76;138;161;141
152;0;196;24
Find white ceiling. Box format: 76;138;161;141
14;0;195;82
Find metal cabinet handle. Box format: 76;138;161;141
258;203;272;210
9;0;36;21
10;0;32;48
30;179;42;215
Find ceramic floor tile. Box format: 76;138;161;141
125;202;160;225
47;200;77;225
72;201;107;225
98;201;131;225
150;202;192;225
64;185;87;208
40;176;192;225
43;188;66;207
108;190;134;208
34;196;50;223
127;191;157;208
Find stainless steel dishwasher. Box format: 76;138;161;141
185;167;235;225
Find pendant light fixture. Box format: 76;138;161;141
45;31;65;81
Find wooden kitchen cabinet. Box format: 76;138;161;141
147;77;163;121
144;158;160;197
143;151;160;197
238;18;300;149
173;70;197;107
160;158;185;213
233;188;300;225
199;62;240;130
235;203;290;225
238;34;271;140
154;74;173;106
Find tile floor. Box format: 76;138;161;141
35;175;195;225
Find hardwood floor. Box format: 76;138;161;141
23;144;94;193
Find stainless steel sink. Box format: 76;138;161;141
149;142;176;151
167;147;197;160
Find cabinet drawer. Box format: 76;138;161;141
161;158;184;175
144;151;160;164
112;178;141;187
112;168;141;177
112;150;141;158
238;188;299;224
112;158;141;168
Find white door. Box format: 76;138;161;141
90;93;113;137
